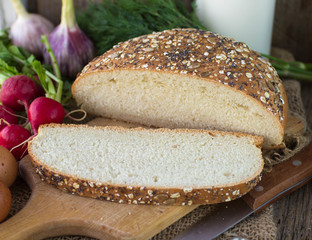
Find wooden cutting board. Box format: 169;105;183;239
0;116;311;240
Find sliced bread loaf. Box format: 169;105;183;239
72;28;288;148
28;124;264;205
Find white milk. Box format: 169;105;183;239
0;0;17;29
196;0;276;54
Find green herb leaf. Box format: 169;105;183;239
0;51;18;67
26;55;36;65
0;41;10;55
8;45;27;60
31;60;49;91
0;29;11;47
0;58;19;84
47;77;56;95
77;0;207;54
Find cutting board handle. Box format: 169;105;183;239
243;141;312;211
0;157;108;240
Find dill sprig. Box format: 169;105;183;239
77;0;207;55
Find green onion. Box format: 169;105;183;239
262;54;312;82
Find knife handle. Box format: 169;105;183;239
243;141;312;212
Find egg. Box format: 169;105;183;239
0;146;18;187
0;181;12;222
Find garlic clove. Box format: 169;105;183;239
10;14;54;58
43;0;96;79
10;0;54;58
43;23;95;79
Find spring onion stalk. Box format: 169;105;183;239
10;0;54;57
262;54;312;82
43;0;95;79
41;35;63;103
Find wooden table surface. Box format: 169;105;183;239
273;82;312;240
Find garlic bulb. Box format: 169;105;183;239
10;0;54;57
43;0;95;79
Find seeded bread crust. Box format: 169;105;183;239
30;160;261;205
28;123;263;206
72;28;288;136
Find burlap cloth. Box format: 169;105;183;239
6;77;311;239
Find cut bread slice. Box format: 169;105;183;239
28;124;264;205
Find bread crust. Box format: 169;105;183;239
28;124;264;206
72;28;288;143
30;158;261;205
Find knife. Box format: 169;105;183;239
174;141;312;240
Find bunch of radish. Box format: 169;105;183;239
1;0;90;161
0;75;66;160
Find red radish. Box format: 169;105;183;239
0;106;19;131
28;97;65;135
33;75;45;97
0;75;39;111
0;125;32;160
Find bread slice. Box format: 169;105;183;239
72;28;288;149
28;124;264;205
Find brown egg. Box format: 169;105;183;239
0;146;18;187
0;181;12;222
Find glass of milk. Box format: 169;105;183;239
195;0;276;54
0;0;18;29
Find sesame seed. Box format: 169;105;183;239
183;188;193;193
199;72;210;77
260;96;266;103
280;98;285;104
143;47;154;52
245;73;253;78
188;63;200;69
170;192;181;198
264;92;270;98
225;197;231;202
235;47;243;53
142;64;149;68
216;54;226;60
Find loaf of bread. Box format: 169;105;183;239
72;28;288;148
28;124;264;205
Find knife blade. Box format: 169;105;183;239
174;142;312;240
